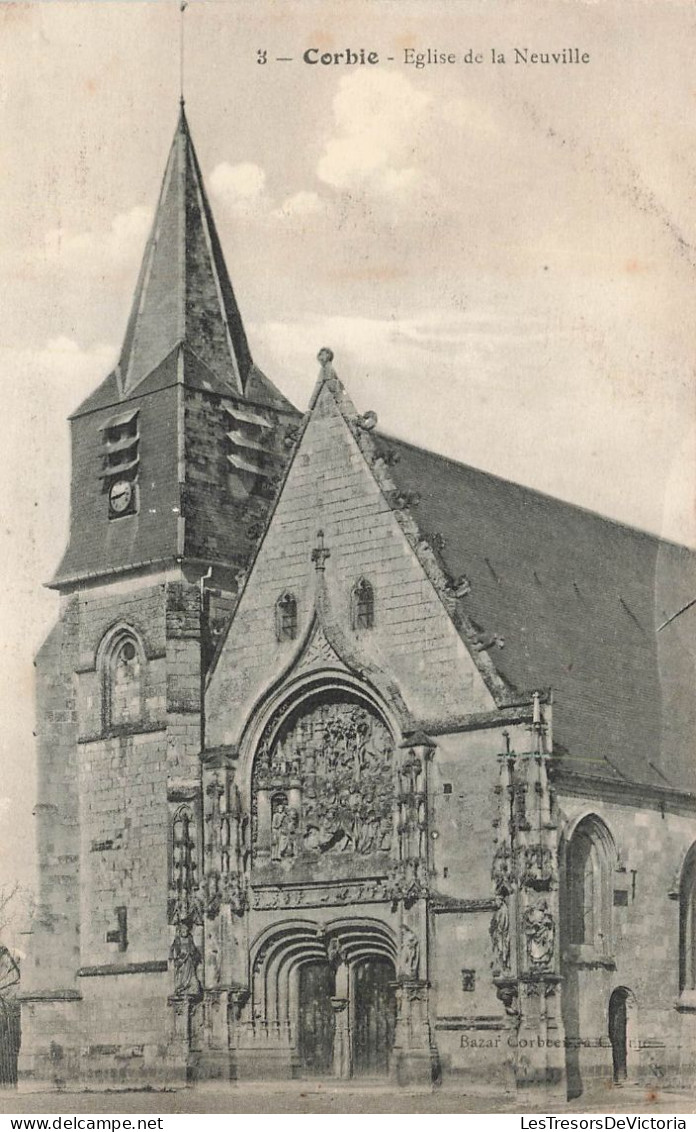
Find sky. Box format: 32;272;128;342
0;0;694;907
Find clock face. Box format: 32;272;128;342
109;479;133;514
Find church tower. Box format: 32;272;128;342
20;106;299;1085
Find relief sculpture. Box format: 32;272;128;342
253;696;394;858
523;899;555;970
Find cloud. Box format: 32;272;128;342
43;205;152;271
250;308;694;549
272;190;325;220
209;161;268;213
317;71;432;194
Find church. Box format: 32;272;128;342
19;105;696;1098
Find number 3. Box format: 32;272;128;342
257;49;267;65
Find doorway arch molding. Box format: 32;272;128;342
249;916;397;1027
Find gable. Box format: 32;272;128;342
205;381;495;750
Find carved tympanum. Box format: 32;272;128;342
253;695;395;858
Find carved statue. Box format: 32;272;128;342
399;924;420;979
170;921;202;997
327;938;345;970
270;794;300;861
490;898;511;973
317;346;336;378
523;900;555;970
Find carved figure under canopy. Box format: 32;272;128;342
490;899;511;973
523;900;555;970
399;924;420;979
170;922;202;997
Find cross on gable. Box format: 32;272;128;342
311;529;331;572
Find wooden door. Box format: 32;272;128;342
298;961;335;1076
353;957;396;1077
609;989;628;1083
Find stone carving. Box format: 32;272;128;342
170;921;202;998
253;697;394;858
523;900;555;970
490;898;511;974
521;844;555;890
491;842;513;896
204;870;247;918
295;623;344;675
327;938;345;969
171;806;197;923
495;981;519;1016
252;878;390;910
399;925;420;979
386;859;428;908
271;795;299;860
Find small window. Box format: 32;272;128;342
275;592;298;641
351;578;375;631
443;783;453;795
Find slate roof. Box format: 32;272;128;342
112;103;291;410
376;432;696;794
52;108;297;587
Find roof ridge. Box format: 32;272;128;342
378;429;696;554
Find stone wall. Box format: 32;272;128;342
206;380;494;754
556;786;696;1093
22;572;206;1085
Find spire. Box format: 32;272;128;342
118;105;255;397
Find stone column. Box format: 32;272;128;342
331;998;350;1079
256;789;272;860
391;979;436;1085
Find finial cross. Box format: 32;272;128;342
311;530;331;572
179;1;188;106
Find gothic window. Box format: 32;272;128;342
679;843;696;993
351;578;375;631
275;592;298;641
566;815;614;953
103;630;144;729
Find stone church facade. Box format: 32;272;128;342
19;107;696;1097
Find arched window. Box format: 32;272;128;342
679;843;696;993
351;578;375;631
275;593;298;642
102;628;144;730
565;815;615;954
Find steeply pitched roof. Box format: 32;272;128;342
113;104;290;411
52;108;298;588
375;432;696;794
